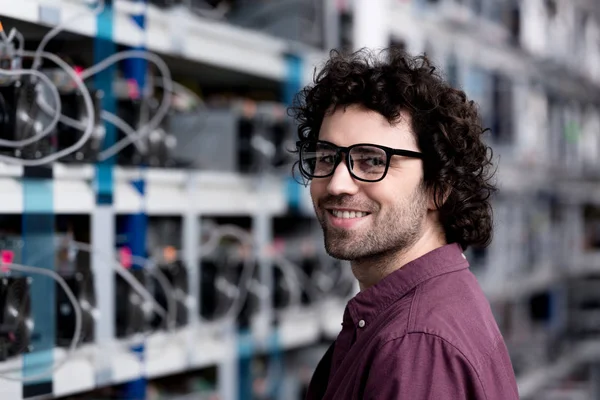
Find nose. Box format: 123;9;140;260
326;158;359;196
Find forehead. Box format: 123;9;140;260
318;104;417;150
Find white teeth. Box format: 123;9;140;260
331;210;368;219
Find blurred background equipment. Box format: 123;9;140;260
0;0;597;399
0;276;31;362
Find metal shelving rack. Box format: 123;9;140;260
0;1;333;399
0;0;598;399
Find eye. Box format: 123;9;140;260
356;154;386;168
318;153;336;164
364;156;385;167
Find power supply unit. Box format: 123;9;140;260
169;102;295;173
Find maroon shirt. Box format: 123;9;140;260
306;243;519;400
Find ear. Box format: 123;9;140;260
427;183;451;211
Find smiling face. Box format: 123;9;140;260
310;104;430;261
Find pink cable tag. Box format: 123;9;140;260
273;238;286;254
119;247;133;269
127;79;140;100
1;250;14;273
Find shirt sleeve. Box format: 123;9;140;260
363;333;487;400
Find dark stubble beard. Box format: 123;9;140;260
315;184;428;262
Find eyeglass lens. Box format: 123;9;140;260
301;142;388;181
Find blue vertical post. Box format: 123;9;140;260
121;2;149;398
121;179;148;400
124;0;148;103
237;334;254;400
22;168;54;399
278;53;304;400
95;0;117;173
284;54;303;215
93;0;117;388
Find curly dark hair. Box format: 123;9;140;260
289;48;498;250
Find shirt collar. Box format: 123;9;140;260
346;243;470;326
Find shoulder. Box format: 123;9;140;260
370;268;520;399
363;332;488;399
367;328;518;399
406;267;504;367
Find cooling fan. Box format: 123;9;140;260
273;265;293;311
199;249;255;323
0;81;19;153
13;77;53;160
56;265;97;347
199;254;233;322
0;277;32;361
115;268;152;338
53;236;98;346
228;255;260;329
299;256;318;306
0;42;21;153
56;88;106;163
151;256;190;329
143;112;176;168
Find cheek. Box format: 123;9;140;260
362;185;395;212
365;181;413;214
309;180;324;202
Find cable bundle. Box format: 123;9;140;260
0;0;179;167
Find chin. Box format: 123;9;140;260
324;237;365;261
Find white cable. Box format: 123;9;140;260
4;29;24;58
0;69;61;148
36;95;148;155
0;51;95;166
34;49;172;161
272;256;303;309
0;262;82;383
13;31;24;58
23;240;169;334
3;29;14;45
31;0;105;71
124;253;177;332
70;242;168;321
78;50;172;161
100;111;149;154
200;225;258;322
36;92;80;127
201;225;253;258
147;265;178;332
0;28;9;44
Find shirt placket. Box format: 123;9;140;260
329;308;357;379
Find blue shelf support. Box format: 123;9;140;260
120;1;149;397
22;172;55;399
284;53;303;214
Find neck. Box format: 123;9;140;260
351;222;447;291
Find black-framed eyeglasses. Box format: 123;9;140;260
296;140;423;183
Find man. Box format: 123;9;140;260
291;48;519;399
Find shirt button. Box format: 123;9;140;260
358;320;366;328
